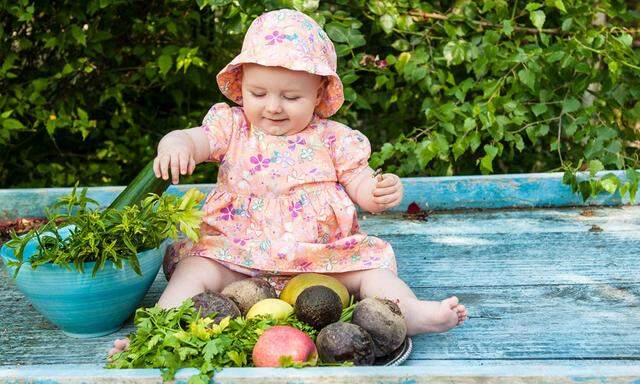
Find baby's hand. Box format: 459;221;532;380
153;136;196;184
372;173;403;210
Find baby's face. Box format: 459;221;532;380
241;63;324;136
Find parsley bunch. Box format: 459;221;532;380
107;299;318;383
5;186;204;277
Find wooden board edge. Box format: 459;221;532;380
2;363;640;384
1;170;637;220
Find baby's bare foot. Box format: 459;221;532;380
107;338;130;361
406;296;468;335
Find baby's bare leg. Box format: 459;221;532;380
157;256;246;308
334;268;468;336
109;256;245;358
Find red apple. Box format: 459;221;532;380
252;325;318;367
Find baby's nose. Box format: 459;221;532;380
265;96;283;114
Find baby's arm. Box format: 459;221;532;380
154;128;210;184
344;167;403;213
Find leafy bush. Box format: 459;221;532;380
1;0;639;199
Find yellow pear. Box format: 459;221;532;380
246;298;293;320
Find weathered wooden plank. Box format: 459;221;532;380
2;206;639;380
2;263;638;364
380;206;640;286
1;171;637;220
394;231;640;286
363;206;640;236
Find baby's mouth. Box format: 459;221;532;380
266;117;288;123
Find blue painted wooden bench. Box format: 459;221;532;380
1;171;639;383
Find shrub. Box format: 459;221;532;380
1;0;639;199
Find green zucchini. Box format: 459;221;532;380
108;159;171;210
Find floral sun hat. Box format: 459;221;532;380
216;9;344;118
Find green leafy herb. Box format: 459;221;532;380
5;185;204;277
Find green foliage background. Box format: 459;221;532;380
1;0;639;194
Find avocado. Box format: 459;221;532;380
316;322;375;365
294;285;343;330
221;278;277;315
280;273;350;308
191;291;241;323
351;298;407;357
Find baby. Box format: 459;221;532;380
110;8;466;357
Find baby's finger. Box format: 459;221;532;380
376;174;399;188
170;154;181;184
188;156;196;175
373;190;402;206
373;184;399;197
153;157;161;178
160;153;171;181
179;152;188;175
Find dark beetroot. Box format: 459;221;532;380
316;322;375;365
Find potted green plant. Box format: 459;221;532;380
0;161;204;338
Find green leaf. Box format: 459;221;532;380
2;118;25;130
335;44;351;57
518;69;536;90
292;0;319;12
525;3;542;11
468;131;481;152
562;98;581;114
70;25;86;46
554;0;567;13
77;108;88;121
531;103;548;116
514;133;525;151
463;118;476;132
415;140;436;168
452;138;467;160
530;10;546;31
600;175;619;194
158;55;172;76
618;34;632;47
391;39;410;51
546;51;564;63
588;159;604;177
502;20;513;37
443;41;465;65
341;73;359;85
325;23;349;43
379;14;395;34
395;52;411;72
480;144;499;174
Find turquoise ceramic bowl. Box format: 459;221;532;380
0;226;166;338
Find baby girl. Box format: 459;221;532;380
110;8;466;357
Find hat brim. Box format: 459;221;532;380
216;50;344;118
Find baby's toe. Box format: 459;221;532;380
114;338;130;350
442;296;459;309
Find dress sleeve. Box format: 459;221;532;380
200;102;234;162
329;123;372;186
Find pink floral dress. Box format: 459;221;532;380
163;103;397;286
